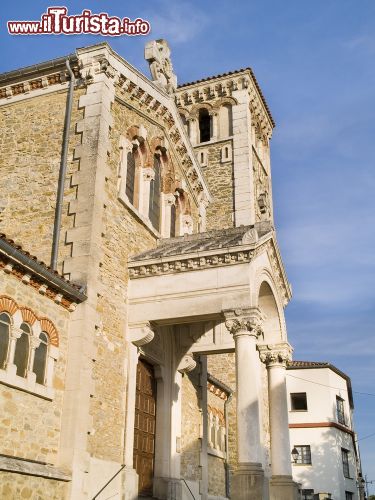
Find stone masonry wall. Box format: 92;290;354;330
0;472;67;500
194;141;234;231
0;88;84;270
0;271;70;465
86;98;162;461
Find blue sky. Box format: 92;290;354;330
1;0;374;488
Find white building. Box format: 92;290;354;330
286;361;364;500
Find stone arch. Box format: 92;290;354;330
0;295;18;315
255;271;286;343
190;102;213;119
212;97;238;109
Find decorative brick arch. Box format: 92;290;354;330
0;295;18;315
20;306;38;325
0;295;59;347
39;318;59;347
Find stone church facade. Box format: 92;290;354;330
0;41;297;500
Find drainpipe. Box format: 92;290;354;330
51;58;75;270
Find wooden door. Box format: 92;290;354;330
134;359;157;496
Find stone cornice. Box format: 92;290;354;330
176;68;274;139
128;232;291;310
128;245;256;279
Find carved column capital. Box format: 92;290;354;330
224;307;263;339
164;193;176;206
10;326;23;340
177;353;196;374
30;336;42;349
142;167;155;181
257;342;293;367
128;322;154;347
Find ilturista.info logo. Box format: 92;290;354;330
7;7;151;36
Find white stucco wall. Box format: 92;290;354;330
286;367;359;500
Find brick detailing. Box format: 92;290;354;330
0;295;59;347
0;296;18;315
20;307;38;325
39;318;59;347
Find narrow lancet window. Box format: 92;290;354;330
33;332;48;385
14;322;30;378
199;109;211;143
0;313;10;369
126;151;136;204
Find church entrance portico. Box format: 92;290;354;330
124;225;297;500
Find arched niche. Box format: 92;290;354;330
218;104;233;138
258;281;283;343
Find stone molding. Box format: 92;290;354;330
223;307;263;339
128;322;155;346
258;342;293;367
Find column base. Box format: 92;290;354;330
231;462;265;500
269;475;299;500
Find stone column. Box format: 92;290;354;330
139;167;155;217
188;118;198;145
224;308;265;500
210;111;219;141
258;343;298;500
161;192;176;238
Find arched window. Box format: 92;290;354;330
14;322;30;378
125;150;136;204
170;203;176;237
199;109;211;143
149;156;161;230
0;312;10;369
33;332;48;385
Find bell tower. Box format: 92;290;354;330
175;69;275;230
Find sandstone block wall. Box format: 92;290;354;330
0;473;67;500
194;141;234;230
0;88;84;269
0;272;70;465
